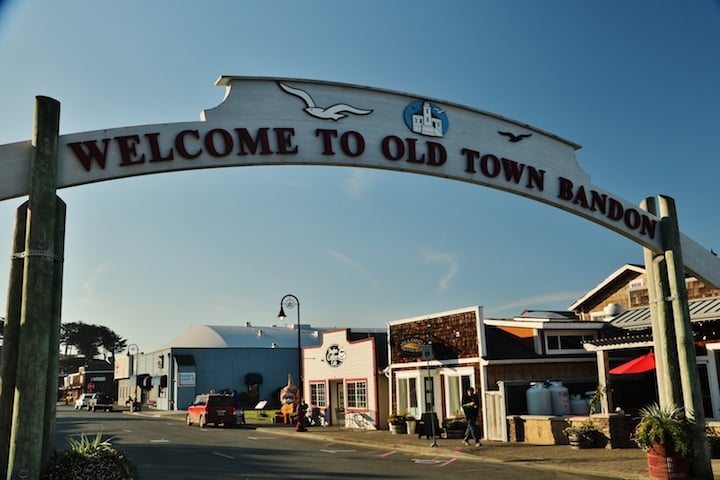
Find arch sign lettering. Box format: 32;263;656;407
1;76;719;286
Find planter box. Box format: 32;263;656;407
444;428;464;439
520;416;569;445
389;424;406;435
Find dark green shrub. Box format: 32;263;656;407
42;432;139;480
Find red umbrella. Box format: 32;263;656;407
609;352;655;375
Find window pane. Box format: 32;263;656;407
561;336;583;349
409;378;418;408
448;376;460;416
310;383;326;407
346;381;367;409
347;382;357;408
356;381;367;409
398;379;409;413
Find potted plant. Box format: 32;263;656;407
442;416;466;439
564;419;599;449
635;403;692;480
387;414;406;434
706;427;720;459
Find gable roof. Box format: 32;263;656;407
568;264;645;312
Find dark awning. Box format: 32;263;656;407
151;375;168;387
134;374;149;387
174;354;196;366
245;373;263;385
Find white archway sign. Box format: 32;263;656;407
1;76;719;286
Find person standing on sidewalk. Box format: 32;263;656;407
462;387;480;447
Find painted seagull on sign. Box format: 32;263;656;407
278;82;373;120
498;131;533;142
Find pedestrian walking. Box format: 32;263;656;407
462;387;480;447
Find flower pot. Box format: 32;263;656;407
567;432;594;449
406;420;416;435
646;444;688;480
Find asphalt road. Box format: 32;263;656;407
55;406;619;479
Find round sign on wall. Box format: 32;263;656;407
325;344;346;367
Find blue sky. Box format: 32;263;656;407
0;1;718;353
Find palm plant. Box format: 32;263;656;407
42;432;139;480
635;403;693;458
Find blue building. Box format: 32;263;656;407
116;322;324;411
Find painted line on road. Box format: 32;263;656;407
411;458;444;464
377;450;397;458
320;449;357;454
247;436;275;440
437;458;457;467
150;439;169;443
212;452;235;460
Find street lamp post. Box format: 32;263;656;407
277;294;302;398
127;344;139;403
425;324;438;448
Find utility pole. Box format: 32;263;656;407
642;195;712;479
5;96;64;480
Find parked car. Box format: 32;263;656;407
89;393;114;412
74;393;96;410
186;394;237;428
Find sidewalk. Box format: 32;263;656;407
262;422;651;479
127;408;720;479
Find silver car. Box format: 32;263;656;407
74;393;96;410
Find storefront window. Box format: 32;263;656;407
546;332;596;354
310;382;326;407
397;377;420;417
346;380;367;409
447;374;472;417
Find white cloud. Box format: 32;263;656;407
342;170;372;198
327;249;364;271
488;291;586;315
422;251;458;291
82;263;108;305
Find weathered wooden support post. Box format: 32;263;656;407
41;198;65;468
0;203;28;479
6;96;61;480
658;195;712;479
641;197;682;409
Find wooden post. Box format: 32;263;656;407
0;203;28;479
41;198;66;467
641;197;682;409
658;195;712;479
594;350;612;413
6;96;60;480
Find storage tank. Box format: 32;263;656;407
570;394;590;415
548;381;570;415
526;382;552;415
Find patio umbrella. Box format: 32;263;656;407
609;352;655;375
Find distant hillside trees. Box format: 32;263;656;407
60;321;127;364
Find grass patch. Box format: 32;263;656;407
243;409;279;423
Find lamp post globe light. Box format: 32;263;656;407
277;294;302;397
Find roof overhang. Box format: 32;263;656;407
484;318;606;331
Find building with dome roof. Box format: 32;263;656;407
115;322;324;411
